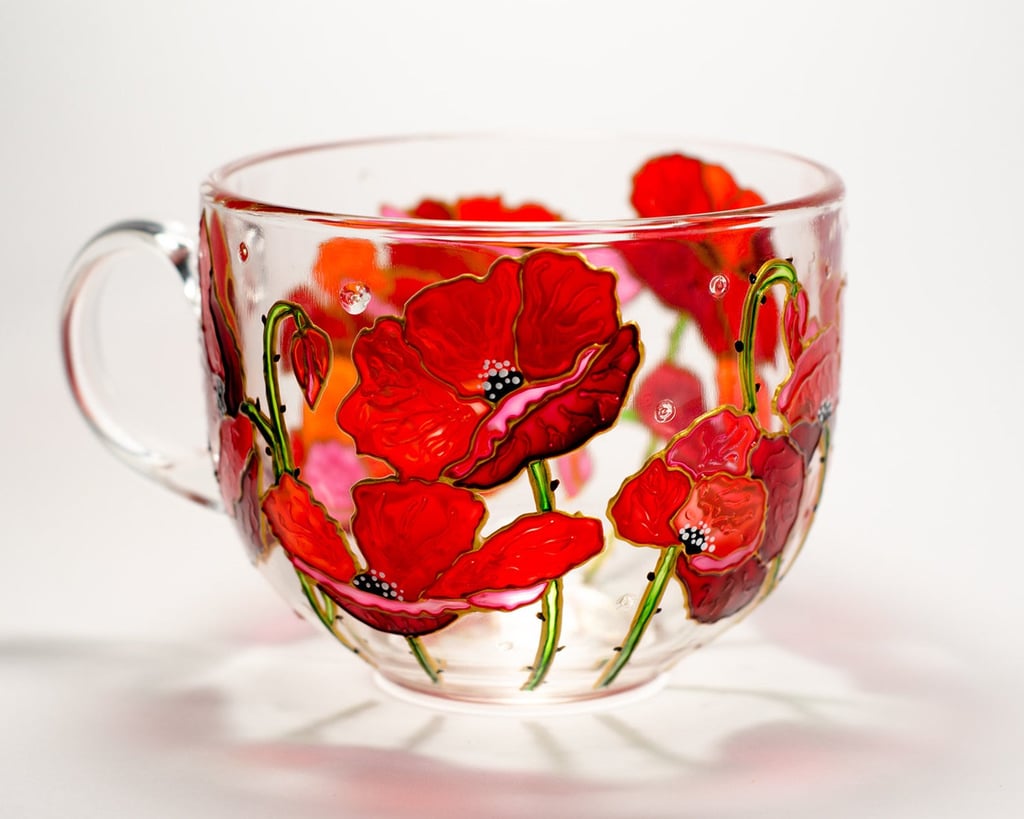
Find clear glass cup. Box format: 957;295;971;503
61;135;844;705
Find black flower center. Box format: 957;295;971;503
679;522;716;556
478;358;525;404
817;399;834;424
351;570;405;602
213;374;227;415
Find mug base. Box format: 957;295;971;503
372;669;669;716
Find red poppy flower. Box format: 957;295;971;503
198;211;245;417
778;290;841;458
405;195;562;222
633;362;706;439
608;408;804;623
262;474;604;636
383;195;562;292
337;249;641;489
622;154;779;362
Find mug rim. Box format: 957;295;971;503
202;133;845;234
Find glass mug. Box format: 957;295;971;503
61;136;843;706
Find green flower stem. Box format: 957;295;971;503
765;554;783;594
597;545;679;688
666;314;689;362
261;301;306;478
737;259;801;413
522;459;563;691
619;407;640;423
528;460;554;512
239;400;276;449
298;571;372;662
408;637;441;683
522;579;564;691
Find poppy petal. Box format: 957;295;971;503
235;456;269;563
262;474;358;582
666;407;760;479
515;251;620;380
777;325;840;427
199;212;246;415
750;435;805;562
676;555;768;624
403;260;520;397
627;153;778;361
608;457;693;547
426;512;603;599
631;154;713;217
634;362;706;438
451;324;641;489
466;584;549;611
408;199;454;219
295;555;466;636
336;318;485;481
289;325;332;409
197;215;222;378
454;196;561;221
789;420;824;463
217;415;254;509
784;289;811;363
350;479;486;600
394;245;504;291
674;474;767;573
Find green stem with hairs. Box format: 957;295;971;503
528;460;555;512
522;459;563;691
240;400;276;450
408;637;441;683
250;302;380;669
240;300;315;478
261;301;308;478
737;259;801;413
298;571;373;661
597;545;679;688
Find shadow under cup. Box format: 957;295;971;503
66;135;844;706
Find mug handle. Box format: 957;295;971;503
60;220;221;509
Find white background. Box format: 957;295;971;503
2;1;1023;817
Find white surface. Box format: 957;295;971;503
2;1;1023;816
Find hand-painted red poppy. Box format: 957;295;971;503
384;195;563;293
633;362;706;439
778;290;841;458
262;474;604;636
287;323;332;409
622;154;779;362
405;195;562;222
198;212;245;417
337;249;642;489
608;407;804;623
